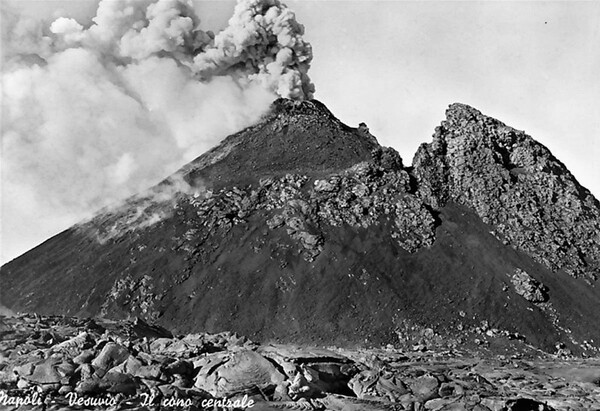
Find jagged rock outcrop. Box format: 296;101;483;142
509;268;548;303
413;103;600;280
177;151;435;262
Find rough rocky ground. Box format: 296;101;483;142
1;314;599;410
1;99;600;356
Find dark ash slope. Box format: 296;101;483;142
2;99;599;355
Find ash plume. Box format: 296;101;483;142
193;0;314;100
0;0;313;262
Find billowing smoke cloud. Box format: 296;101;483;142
0;0;313;263
193;0;314;99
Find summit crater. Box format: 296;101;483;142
177;99;381;191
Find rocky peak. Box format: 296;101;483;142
413;103;600;280
180;98;380;190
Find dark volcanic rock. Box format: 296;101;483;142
1;99;600;356
2;314;599;411
509;268;548;303
413;103;600;281
91;342;130;377
194;349;285;397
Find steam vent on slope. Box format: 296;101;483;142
2;99;600;360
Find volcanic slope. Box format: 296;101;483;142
1;99;599;355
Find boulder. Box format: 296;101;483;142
349;369;409;401
75;376;103;395
22;358;63;385
509;269;548;303
108;355;144;375
51;332;92;353
150;336;207;357
194;350;285;397
91;342;130;377
165;359;194;377
101;371;137;395
73;349;96;365
410;374;440;402
134;364;164;381
288;371;323;399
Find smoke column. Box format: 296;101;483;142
0;0;314;263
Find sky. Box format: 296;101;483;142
1;0;599;264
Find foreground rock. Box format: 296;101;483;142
1;314;599;410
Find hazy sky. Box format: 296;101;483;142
1;0;599;264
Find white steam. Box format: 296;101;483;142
0;0;313;263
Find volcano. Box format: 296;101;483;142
2;99;599;355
